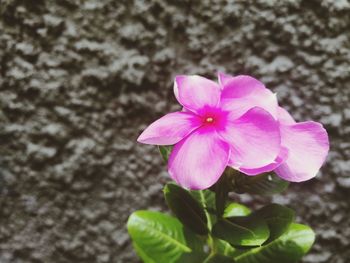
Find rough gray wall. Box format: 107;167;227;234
0;0;349;262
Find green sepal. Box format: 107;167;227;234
158;145;173;162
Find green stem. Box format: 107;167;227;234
198;190;217;255
208;235;216;254
198;190;212;230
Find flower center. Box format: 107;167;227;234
205;117;214;123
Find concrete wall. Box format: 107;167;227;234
1;0;349;262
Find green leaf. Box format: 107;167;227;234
190;189;216;212
164;183;209;235
213;173;231;217
254;204;295;243
127;210;192;263
159;145;173;162
234;223;315;263
212;214;270;247
190;189;216;230
178;252;208;263
224;203;251;218
233;172;289;196
178;228;208;263
216;239;236;257
204;254;236;263
216;239;247;258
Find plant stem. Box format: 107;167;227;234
198;190;218;255
198;190;212;230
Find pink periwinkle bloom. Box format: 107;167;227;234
137;73;329;190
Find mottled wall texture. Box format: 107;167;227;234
0;0;349;262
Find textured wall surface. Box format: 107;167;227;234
1;0;350;262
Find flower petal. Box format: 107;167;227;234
218;72;232;88
219;107;281;170
240;147;289;175
174;75;221;114
168;127;230;190
219;74;278;119
137;112;202;145
278;106;296;125
275;121;329;182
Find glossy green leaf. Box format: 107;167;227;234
224;203;251;218
178;252;208;263
177;229;208;263
216;239;236;257
164;183;208;235
213;173;231;217
159;145;173;162
212;214;270;247
233;172;289;196
190;189;216;230
255;204;295;243
234;223;315;263
190;189;216;212
215;239;248;258
204;254;236;263
127;210;192;263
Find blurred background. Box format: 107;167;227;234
0;0;349;262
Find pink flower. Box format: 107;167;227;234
137;74;281;189
137;73;329;189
